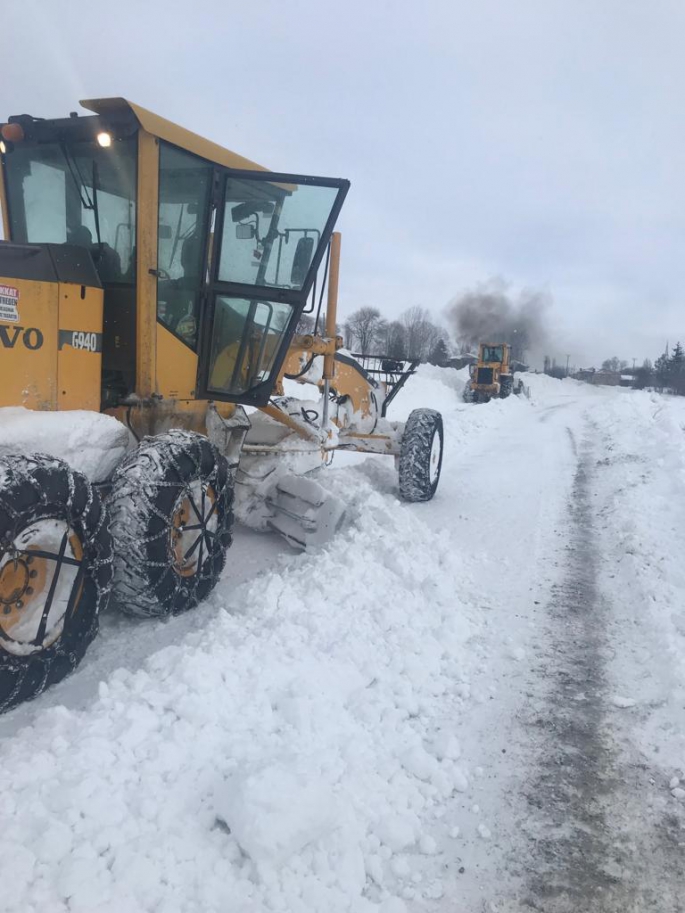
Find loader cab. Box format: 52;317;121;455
0;98;348;410
480;344;505;364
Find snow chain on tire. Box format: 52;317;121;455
0;455;112;714
108;430;234;617
398;408;444;502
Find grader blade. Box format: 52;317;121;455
266;476;346;550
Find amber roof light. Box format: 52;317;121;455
1;123;25;143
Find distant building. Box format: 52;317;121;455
574;368;621;386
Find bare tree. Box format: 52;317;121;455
601;357;623;373
344;307;384;354
386;321;408;359
296;312;316;335
401;307;445;361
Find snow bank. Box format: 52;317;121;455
385;364;467;421
519;371;583;400
0;407;130;482
588;390;685;771
0;469;479;912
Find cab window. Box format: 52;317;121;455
207;296;294;395
156;143;212;349
217;178;339;290
482;346;504;362
5;138;137;284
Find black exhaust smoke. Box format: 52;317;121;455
448;282;549;364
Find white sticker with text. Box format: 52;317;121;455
0;285;19;323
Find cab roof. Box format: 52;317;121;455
80;97;269;173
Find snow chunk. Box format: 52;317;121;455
610;695;637;709
400;745;439;782
0;406;130;481
430;733;461;761
379;898;408;913
375;815;418;853
419;835;438;855
214;763;338;866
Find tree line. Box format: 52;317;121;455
300;305;452;365
594;346;685;394
635;344;685;394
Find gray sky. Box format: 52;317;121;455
3;0;684;367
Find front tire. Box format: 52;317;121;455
109;431;234;617
0;455;112;713
398;409;444;502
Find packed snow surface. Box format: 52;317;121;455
2;368;685;911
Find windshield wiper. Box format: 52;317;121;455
58;142;102;249
91;160;103;250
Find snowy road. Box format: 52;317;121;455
2;370;685;912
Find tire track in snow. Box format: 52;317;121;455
520;419;685;912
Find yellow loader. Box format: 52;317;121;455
0;98;444;711
462;342;524;403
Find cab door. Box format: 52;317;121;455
196;169;348;407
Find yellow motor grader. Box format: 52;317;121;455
0;98;443;711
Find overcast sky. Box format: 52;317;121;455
3;0;684;367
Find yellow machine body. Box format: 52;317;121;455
466;342;514;402
0;97;349;451
0;272;103;412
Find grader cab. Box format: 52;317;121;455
0;99;444;713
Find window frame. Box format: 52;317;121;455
196;168;349;406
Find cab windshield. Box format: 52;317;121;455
4;138;137;284
482;345;504;362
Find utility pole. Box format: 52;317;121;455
566;354;570;377
632;357;636;372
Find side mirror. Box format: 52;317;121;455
159;223;173;240
290;236;315;286
236;223;256;240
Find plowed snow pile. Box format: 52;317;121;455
1;475;478;912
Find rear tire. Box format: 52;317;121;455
0;455;112;714
399;409;444;502
109;431;234;617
